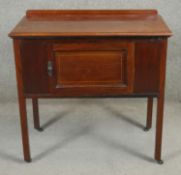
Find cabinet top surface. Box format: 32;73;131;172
9;9;172;38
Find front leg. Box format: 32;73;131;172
154;95;165;164
14;39;31;162
154;39;167;164
18;96;31;162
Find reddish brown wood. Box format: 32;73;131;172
9;10;172;37
20;40;49;93
145;97;153;130
19;38;164;96
55;51;126;85
26;9;158;19
32;98;42;131
134;40;162;93
13;39;31;162
9;10;172;163
155;40;168;163
49;39;134;94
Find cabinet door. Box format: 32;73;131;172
48;39;135;96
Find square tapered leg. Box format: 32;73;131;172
144;97;153;131
18;96;31;162
32;98;43;131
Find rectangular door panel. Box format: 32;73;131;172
55;50;127;87
48;39;135;95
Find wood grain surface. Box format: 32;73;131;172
9;10;172;37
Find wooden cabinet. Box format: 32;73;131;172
9;10;172;163
19;38;163;96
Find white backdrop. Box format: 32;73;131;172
0;0;180;101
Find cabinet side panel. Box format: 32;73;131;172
134;40;162;93
20;40;49;93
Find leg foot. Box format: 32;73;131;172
143;127;150;131
35;127;43;132
156;159;164;165
25;158;32;163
